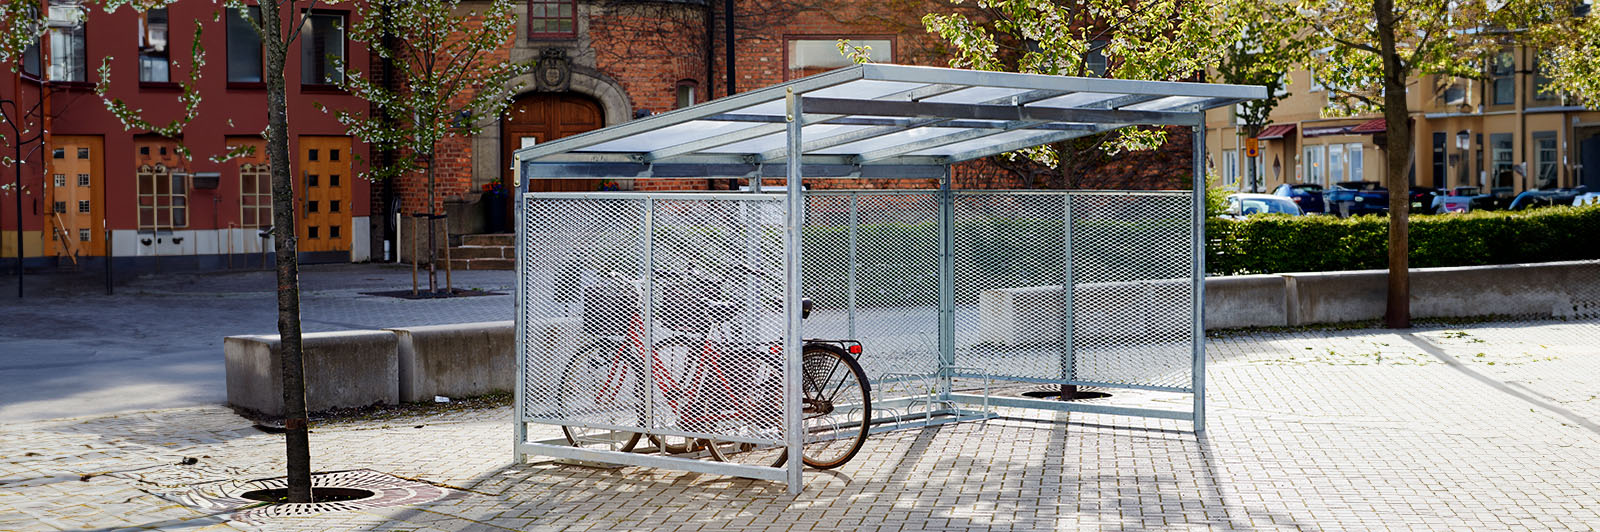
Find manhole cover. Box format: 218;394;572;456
179;469;458;524
1020;389;1113;401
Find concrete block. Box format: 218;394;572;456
1285;269;1387;325
1204;275;1287;329
224;330;399;417
388;321;516;403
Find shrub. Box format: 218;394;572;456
1207;204;1600;275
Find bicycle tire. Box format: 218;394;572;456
559;339;644;453
704;350;787;467
706;343;871;469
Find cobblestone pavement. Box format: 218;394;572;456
0;264;516;422
2;318;1599;531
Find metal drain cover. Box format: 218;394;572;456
179;469;459;524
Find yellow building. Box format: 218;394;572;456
1207;46;1600;199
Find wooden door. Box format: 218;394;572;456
298;137;353;253
47;136;105;258
503;93;604;193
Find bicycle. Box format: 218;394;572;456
558;267;872;470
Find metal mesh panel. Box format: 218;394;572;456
649;197;788;444
1069;192;1194;390
520;197;647;433
803;192;940;389
952;192;1070;381
520;194;788;446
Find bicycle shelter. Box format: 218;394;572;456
512;64;1265;494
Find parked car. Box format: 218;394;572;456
1324;181;1388;217
1470;187;1517;211
1223;193;1304;219
1271;183;1326;214
1576;192;1600;207
1432;188;1474;214
1409;187;1444;213
1507;188;1584;211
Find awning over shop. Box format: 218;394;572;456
1349;119;1386;135
1256;124;1296;139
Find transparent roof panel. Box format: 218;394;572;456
702;123;871;154
580;120;767;153
1127;95;1210;111
921;86;1032;104
1030;92;1123;109
517;64;1266;167
814;127;966;155
907;127;1082;156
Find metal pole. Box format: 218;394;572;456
1060;194;1074;388
13;130;22;298
1191;117;1207;435
783;88;804;495
512;188;527;462
846;194;858;338
640;197;656;451
937;170;955;398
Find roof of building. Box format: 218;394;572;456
513;63;1268;180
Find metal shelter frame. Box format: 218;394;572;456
513;64;1266;494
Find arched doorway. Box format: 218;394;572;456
502;92;605;193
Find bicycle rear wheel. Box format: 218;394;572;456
559;340;644;452
705;343;871;469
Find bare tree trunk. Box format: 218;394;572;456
1376;0;1410;329
425;151;437;294
262;4;313;503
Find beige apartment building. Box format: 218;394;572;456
1206;47;1600;197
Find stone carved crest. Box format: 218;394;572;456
534;48;572;92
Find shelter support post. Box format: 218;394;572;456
513;167;529;464
938;169;956;399
783;88;805;495
1060;194;1075;392
1191;115;1207;435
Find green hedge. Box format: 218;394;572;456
1207;204;1600;275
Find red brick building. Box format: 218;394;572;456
3;0;1197;274
2;0;374;273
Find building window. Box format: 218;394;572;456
1532;53;1556;102
1085;40;1108;77
47;1;88;82
1491;50;1514;106
675;80;697;109
78;229;91;242
1490;133;1513;188
300;12;345;86
77;173;89;186
53;201;66;213
137;164;188;229
1303;144;1326;186
19;4;42;77
786;37;892;79
227;6;264;83
1329;143;1346;184
77;199;90;213
1432;132;1446;188
1347;143;1364;181
238;159;272;227
54;174;65;187
528;0;576;38
138;8;170;83
1533;132;1558;188
1438;82;1465;106
1222;149;1238;186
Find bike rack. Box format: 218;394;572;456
513;64;1267;495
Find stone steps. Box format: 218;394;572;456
446;234;514;270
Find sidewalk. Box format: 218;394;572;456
0;264;516;423
2;318;1598;531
